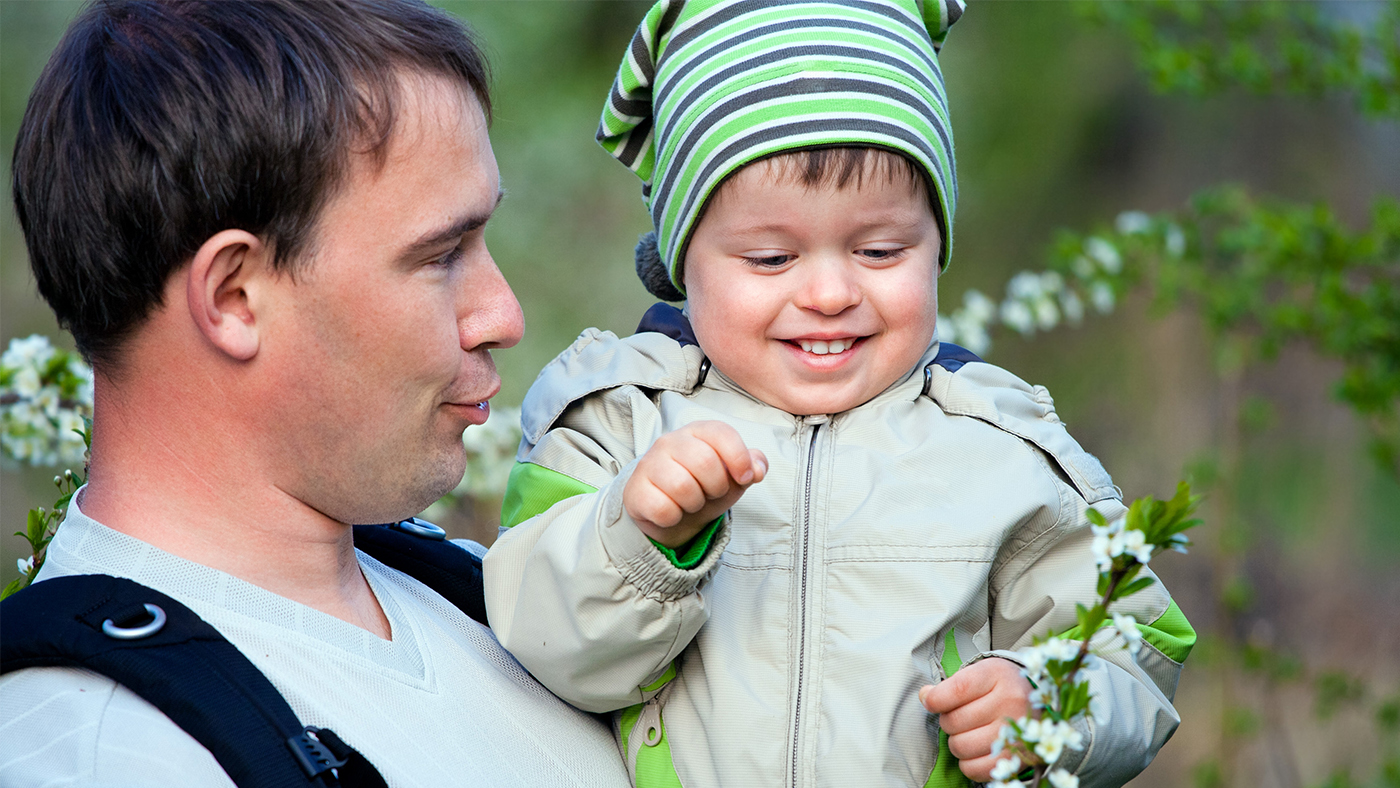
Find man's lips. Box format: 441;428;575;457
443;400;491;425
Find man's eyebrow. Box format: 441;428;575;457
401;188;506;255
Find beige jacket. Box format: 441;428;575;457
485;319;1191;788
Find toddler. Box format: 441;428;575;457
485;2;1193;786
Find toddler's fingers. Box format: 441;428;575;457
918;670;992;715
664;435;730;505
685;421;759;485
747;449;768;483
627;478;684;528
945;719;1003;766
951;740;1007;783
936;681;1028;735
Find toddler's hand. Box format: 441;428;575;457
918;657;1032;782
624;421;767;548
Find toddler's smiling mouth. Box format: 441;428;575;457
791;337;864;355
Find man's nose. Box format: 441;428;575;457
460;256;525;351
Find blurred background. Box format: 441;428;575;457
2;2;1397;786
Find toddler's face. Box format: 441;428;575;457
683;158;940;416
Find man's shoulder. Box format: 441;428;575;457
0;666;233;787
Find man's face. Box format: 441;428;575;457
684;158;940;416
257;74;522;524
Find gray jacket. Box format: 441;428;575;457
485;321;1192;788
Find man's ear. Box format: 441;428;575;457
186;230;269;361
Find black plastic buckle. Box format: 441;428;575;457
287;726;349;782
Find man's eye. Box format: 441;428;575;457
741;254;792;268
431;246;466;268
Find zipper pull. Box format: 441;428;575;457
626;681;676;779
802;414;829;426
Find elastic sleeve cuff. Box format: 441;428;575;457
648;514;725;570
596;462;731;600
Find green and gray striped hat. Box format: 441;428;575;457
599;0;965;300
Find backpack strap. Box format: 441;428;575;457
0;574;387;788
352;520;489;627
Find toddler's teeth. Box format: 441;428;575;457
829;340;846;354
811;340;829;355
799;340;813;352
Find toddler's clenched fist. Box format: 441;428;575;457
623;420;767;548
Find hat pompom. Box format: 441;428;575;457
635;232;685;302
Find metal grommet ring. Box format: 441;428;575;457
102;603;167;640
393;517;447;541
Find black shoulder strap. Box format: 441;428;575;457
352;520;488;627
0;574;386;788
931;341;982;373
635;302;699;347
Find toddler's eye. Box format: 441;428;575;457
741;254;793;268
856;247;906;262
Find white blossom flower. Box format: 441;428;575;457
963;289;997;324
1059;289;1085;324
1089;281;1116;314
1115;211;1152;235
1000;300;1035;336
1008;272;1044;301
1113;612;1143;656
1035;734;1065;765
1033;298;1061;331
1045;637;1079;662
11;366;42;398
1048;768;1081;788
1165;224;1186;257
1120;527;1154;564
2;335;94;468
1019;717;1044;743
991;722;1013;756
1085;237;1122;274
1022;647;1048;679
1168;532;1191;553
1;335;55;369
990;755;1022;782
17;556;35;576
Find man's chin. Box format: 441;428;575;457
311;453;466;526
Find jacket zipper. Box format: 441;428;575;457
791;416;826;788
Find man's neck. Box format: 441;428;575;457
80;381;392;640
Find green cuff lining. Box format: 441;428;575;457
1139;600;1196;663
648;515;724;570
501;461;598;528
1057;600;1197;664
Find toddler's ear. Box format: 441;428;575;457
635;232;685;302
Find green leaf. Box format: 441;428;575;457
1;577;26;600
1116;576;1158;600
26;509;45;545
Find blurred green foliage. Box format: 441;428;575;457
1050;187;1400;476
1085;0;1400;117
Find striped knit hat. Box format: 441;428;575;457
599;0;965;300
